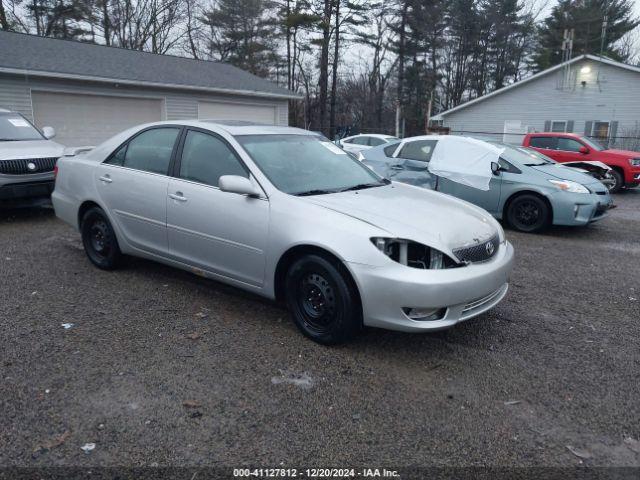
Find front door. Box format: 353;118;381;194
554;136;589;163
94;126;181;255
389;139;437;189
166;129;269;287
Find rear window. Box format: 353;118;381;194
529;136;557;149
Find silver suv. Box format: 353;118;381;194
0;108;65;206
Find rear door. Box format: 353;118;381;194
166;128;269;287
528;136;559;160
390;139;437;188
94;126;181;255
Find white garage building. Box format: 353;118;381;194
0;31;298;146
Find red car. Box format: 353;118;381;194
522;132;640;193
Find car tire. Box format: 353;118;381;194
284;254;361;345
506;194;550;233
608;169;624;193
81;207;123;270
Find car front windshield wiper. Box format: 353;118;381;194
293;188;337;197
337;180;389;192
0;138;23;141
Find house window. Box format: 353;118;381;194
592;121;610;141
551;121;567;133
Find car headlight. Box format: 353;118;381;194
629;158;640;167
371;237;458;269
356;152;365;162
548;179;589;194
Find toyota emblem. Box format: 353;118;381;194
27;162;37;171
485;241;495;256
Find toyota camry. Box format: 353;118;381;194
52;121;514;344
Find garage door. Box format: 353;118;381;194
198;101;276;125
32;92;163;147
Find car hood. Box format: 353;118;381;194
303;183;499;251
603;148;640;158
0;140;65;160
530;163;600;185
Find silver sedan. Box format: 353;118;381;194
52;121;514;344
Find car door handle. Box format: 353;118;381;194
390;165;404;170
169;192;187;202
99;175;112;183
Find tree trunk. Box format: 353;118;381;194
329;0;340;139
318;0;332;136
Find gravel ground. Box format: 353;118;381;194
1;191;639;473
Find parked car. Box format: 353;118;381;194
522;132;640;193
362;135;612;233
53;121;513;344
0;108;64;206
518;146;616;191
338;134;398;155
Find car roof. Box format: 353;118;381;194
132;120;317;137
346;133;396;139
526;132;583;138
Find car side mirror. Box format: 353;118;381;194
42;126;56;139
219;175;262;197
491;162;501;175
579;146;589;154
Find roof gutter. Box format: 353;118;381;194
0;66;303;100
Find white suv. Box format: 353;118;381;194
0;109;65;206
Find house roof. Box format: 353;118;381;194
0;31;300;100
433;54;640;119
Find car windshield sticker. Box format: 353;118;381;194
320;141;347;155
8;118;30;127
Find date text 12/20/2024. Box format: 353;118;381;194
233;468;401;478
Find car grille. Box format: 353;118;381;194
0;157;58;175
461;285;507;318
452;234;500;264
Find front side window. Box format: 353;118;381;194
107;127;180;175
398;140;437;162
580;136;605;151
557;137;583;152
237;134;385;195
0;113;44;141
179;130;247;187
529;136;557;149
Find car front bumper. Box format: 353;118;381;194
348;241;514;332
550;190;613;226
0;178;55;203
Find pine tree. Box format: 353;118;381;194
533;0;639;71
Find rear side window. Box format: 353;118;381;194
529;136;557;149
106;127;180;175
384;144;398;157
557;138;583;152
368;137;386;147
351;136;370;145
398;140;437;162
178;130;247;187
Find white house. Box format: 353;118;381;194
432;54;640;149
0;31;300;146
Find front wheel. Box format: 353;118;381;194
81;207;123;270
506;194;550;233
608;169;624;193
284;255;361;345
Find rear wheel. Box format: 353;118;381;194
506;194;550;233
608;169;624;193
284;254;361;345
81;207;123;270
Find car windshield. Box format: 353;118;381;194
579;136;605;151
0;113;44;141
488;142;554;166
514;147;556;165
237;134;388;196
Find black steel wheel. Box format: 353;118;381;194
506;194;550;233
81;207;123;270
284;254;361;345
